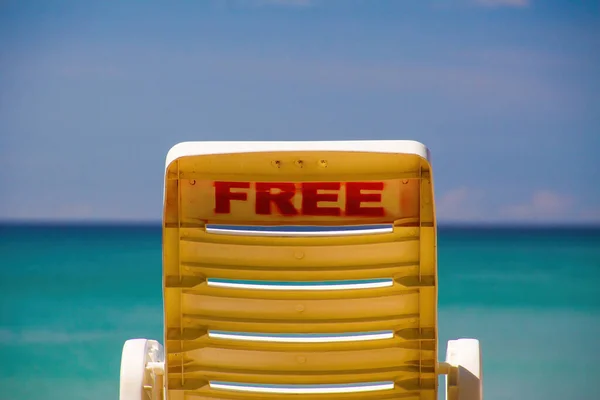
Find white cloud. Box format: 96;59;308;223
436;188;600;224
436;187;487;222
472;0;530;8
499;190;574;221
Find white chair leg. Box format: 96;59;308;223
120;338;165;400
445;338;483;400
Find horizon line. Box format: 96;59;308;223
1;220;599;229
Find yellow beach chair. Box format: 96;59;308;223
119;141;483;400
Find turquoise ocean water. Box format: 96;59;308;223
0;224;598;400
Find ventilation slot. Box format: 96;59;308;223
208;330;394;343
205;224;393;237
207;278;393;291
209;381;395;394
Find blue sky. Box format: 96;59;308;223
1;0;598;224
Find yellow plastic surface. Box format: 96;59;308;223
162;150;438;400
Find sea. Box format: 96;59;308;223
0;224;598;400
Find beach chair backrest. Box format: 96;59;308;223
162;140;438;400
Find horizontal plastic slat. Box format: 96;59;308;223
173;384;428;400
166;376;436;396
181;227;417;247
178;313;421;334
178;262;418;282
180;240;420;268
166;368;436;386
180;292;419;321
168;347;433;374
165;330;435;354
175;285;418;303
